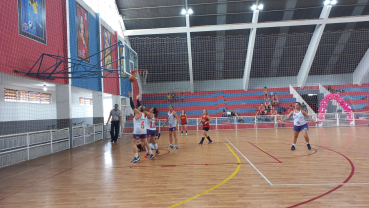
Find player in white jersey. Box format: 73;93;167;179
162;105;179;149
144;107;160;157
278;102;318;150
129;92;154;163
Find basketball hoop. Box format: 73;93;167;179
131;69;148;85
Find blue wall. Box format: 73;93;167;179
69;0;101;91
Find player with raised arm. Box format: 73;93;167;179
162;105;179;149
180;110;188;136
278;102;319;150
198;110;213;145
128;92;154;163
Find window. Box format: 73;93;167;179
79;97;93;106
4;88;51;104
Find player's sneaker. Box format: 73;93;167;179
186;133;187;136
150;154;155;159
208;141;213;144
307;144;311;150
167;144;173;149
131;156;140;163
173;145;178;149
144;153;150;158
181;133;183;136
291;145;296;150
198;142;203;145
157;133;161;139
156;149;160;155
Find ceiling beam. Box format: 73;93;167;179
297;5;332;88
124;15;369;36
353;47;369;85
243;10;259;91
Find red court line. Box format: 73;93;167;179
279;148;317;159
247;141;282;163
287;145;355;207
0;141;131;201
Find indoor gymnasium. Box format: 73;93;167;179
1;0;369;207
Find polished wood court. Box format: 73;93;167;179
0;127;368;207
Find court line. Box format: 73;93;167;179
225;137;273;186
287;144;355;208
167;141;241;208
247;141;282;163
274;183;369;186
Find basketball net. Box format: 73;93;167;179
131;69;148;85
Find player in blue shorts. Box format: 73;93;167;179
278;102;319;150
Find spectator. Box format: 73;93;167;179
227;109;232;117
301;102;307;112
233;109;238;117
181;93;184;102
271;107;279;121
263;87;269;99
272;93;279;107
259;103;267;115
265;99;272;112
171;91;177;102
221;109;226;117
167;93;171;103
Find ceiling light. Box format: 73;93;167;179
251;5;257;10
330;0;337;4
324;0;331;5
188;9;193;14
258;4;264;10
181;9;186;15
43;85;47;91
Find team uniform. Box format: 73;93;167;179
201;115;210;131
180;114;187;125
199;115;212;145
168;111;177;131
133;113;147;139
146;115;157;137
293;110;308;132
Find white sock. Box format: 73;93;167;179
307;142;309;144
135;153;138;157
292;144;295;146
149;150;152;154
155;143;158;149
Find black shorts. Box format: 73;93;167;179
203;127;210;131
181;123;187;125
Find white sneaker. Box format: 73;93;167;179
181;133;183;136
186;133;187;136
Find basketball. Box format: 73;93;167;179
128;75;137;82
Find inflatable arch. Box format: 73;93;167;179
317;93;353;124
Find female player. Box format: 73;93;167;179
278;102;319;150
162;105;179;149
198;110;213;145
145;107;160;156
129;92;154;163
180;110;188;136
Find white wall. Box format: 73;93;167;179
0;83;57;122
70;87;93;118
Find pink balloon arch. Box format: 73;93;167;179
318;93;353;124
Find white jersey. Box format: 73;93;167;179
168;111;177;127
133;113;147;135
293;110;307;126
146;115;156;131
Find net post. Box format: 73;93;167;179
27;133;30;161
50;130;53;154
336;113;339;126
216;118;218;130
254;116;257;129
197;118;198;131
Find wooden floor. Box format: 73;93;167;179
0;126;368;207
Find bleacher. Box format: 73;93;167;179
135;87;297;129
323;84;369;112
